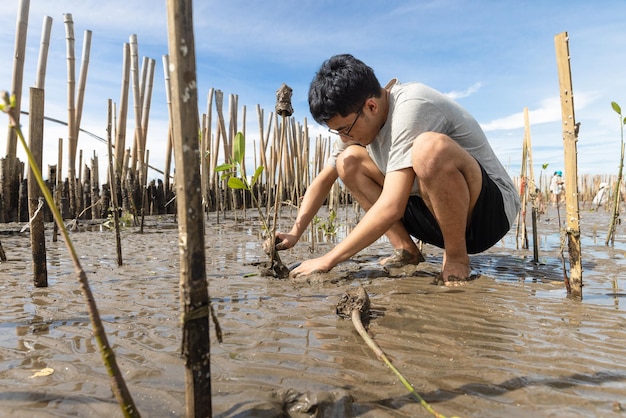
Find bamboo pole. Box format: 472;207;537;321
5;0;29;158
63;13;78;217
28;87;47;287
2;0;29;222
74;29;92;149
53;137;63;240
107;99;123;266
139;57;155;185
161;54;174;192
165;0;212;415
606;102;624;245
517;133;528;249
115;43;131;208
129;35;144;179
524;108;540;263
554;32;582;297
35;16;53;89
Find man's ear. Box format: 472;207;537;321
365;97;378;113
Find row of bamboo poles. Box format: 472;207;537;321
0;0;348;226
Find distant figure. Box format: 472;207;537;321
549;171;564;206
592;182;609;210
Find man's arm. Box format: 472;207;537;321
291;168;414;275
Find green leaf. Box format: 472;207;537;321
228;177;247;190
250;166;264;187
214;163;235;172
611;101;621;115
233;132;245;165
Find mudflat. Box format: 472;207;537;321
0;204;624;417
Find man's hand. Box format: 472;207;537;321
263;232;298;255
289;256;333;277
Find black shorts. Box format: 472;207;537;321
402;165;511;254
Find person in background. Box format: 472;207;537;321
592;182;609;210
270;54;520;286
549;171;564;206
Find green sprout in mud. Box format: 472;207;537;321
102;208;133;230
314;209;338;238
215;131;268;231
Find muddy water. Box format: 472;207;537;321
0;205;625;417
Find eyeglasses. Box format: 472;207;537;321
328;108;362;138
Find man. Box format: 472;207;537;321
272;54;520;285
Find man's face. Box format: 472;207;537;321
327;105;377;147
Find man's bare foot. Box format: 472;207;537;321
379;248;425;268
434;260;475;287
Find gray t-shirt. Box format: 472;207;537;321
327;79;520;227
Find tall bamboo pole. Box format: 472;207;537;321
161;54;174;191
2;0;29;222
524;107;540;263
554;32;582;297
165;0;212;415
129;35;144;179
74;29;92;148
5;0;29;159
63;13;78;217
35;16;52;89
114;43;131;214
107;99;123;266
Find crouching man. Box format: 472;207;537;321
271;54;520;286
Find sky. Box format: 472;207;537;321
1;0;625;187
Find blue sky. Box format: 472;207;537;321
1;0;625;185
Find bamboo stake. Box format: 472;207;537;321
74;29;92;148
516;114;528;250
554;32;582;297
107;99;123;266
161;54;173;192
35;16;53;89
139;57;155;185
2;0;29;222
114;43;130;173
63;13;78;217
28;87;47;288
606;102;625;245
524;108;540;263
5;0;29;158
129;35;144;179
165;1;212;415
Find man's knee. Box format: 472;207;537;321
411;132;457;178
336;145;369;180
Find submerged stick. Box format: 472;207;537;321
337;286;454;418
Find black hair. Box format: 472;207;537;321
308;54;382;125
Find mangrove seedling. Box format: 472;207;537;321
215;131;289;278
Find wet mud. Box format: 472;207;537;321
0;205;625;417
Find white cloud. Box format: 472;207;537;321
445;82;483;100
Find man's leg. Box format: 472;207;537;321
411;132;483;284
336;145;421;262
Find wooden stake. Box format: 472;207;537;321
28;87;48;287
554;32;582;297
166;1;212;415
